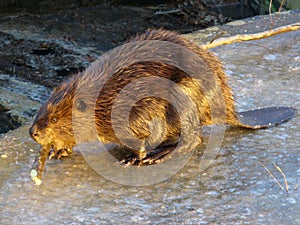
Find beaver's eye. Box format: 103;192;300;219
51;117;58;123
75;98;87;112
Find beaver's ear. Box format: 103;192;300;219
74;98;87;112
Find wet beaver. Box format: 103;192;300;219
29;29;296;185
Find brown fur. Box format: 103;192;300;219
30;29;242;169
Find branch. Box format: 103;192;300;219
258;162;285;192
201;23;300;50
273;163;289;192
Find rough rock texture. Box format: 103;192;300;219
0;6;299;225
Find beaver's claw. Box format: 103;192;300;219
49;148;71;160
121;145;174;166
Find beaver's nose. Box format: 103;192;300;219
29;125;40;140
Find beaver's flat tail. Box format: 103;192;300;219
236;107;296;129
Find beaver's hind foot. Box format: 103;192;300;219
49;148;72;160
121;145;175;166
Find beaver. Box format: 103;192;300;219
29;29;296;185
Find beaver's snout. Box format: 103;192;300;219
29;125;40;141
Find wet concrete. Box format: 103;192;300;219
0;8;299;225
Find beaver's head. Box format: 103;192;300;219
29;77;79;157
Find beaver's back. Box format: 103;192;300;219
92;29;239;148
130;29;238;125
